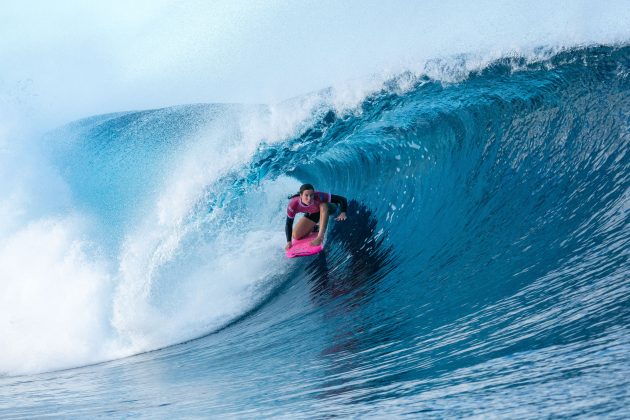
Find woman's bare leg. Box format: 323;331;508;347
292;216;317;240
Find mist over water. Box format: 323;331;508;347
2;0;630;127
1;1;630;417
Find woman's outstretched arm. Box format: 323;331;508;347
331;194;348;221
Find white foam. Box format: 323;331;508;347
112;174;297;354
0;216;114;375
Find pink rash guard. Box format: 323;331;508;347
286;191;331;218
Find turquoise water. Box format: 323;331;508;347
1;45;629;417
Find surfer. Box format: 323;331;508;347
285;183;348;250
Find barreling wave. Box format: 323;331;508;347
1;44;629;417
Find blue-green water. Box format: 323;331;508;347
1;45;629;418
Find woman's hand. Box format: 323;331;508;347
335;212;347;221
310;236;323;246
285;241;292;250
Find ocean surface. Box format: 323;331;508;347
1;45;629;417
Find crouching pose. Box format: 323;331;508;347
285;183;348;249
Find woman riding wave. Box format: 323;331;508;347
285;183;348;250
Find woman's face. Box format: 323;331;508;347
300;189;315;205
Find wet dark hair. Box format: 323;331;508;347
288;183;315;199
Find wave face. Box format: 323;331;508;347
1;45;629;417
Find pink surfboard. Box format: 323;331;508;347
286;232;324;258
